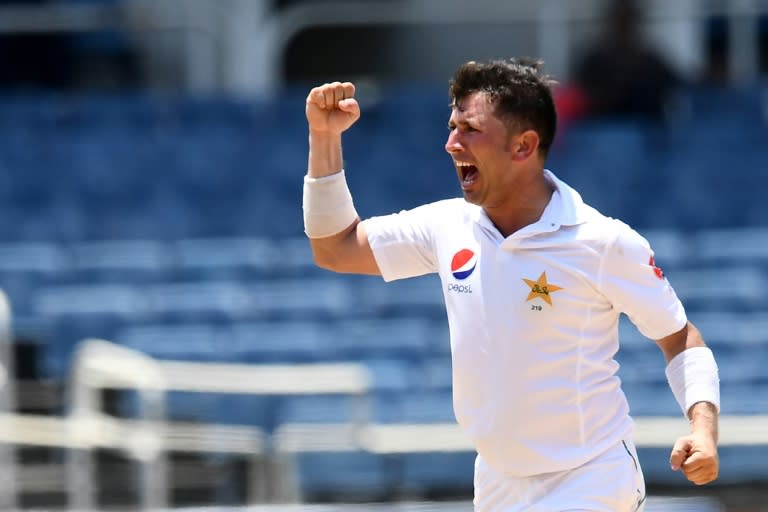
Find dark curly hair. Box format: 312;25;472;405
449;58;558;155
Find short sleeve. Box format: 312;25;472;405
362;203;440;282
597;222;687;340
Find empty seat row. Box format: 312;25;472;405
2;227;768;283
0;88;767;240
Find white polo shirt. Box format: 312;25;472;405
363;169;686;477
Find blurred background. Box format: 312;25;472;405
0;0;766;510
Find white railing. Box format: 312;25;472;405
0;290;17;510
0;338;371;509
0;335;768;509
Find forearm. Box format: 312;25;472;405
662;323;720;418
689;401;719;441
308;131;344;178
303;131;358;242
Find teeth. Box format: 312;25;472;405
455;161;473;167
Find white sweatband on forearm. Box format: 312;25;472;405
665;346;720;417
302;170;358;238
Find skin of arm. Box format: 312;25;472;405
655;321;719;485
305;81;380;275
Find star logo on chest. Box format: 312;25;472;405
523;271;563;306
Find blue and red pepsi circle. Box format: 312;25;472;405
451;249;477;280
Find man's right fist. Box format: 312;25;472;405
306;82;361;135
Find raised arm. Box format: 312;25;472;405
656;321;720;485
303;81;380;275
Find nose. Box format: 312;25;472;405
445;129;462;154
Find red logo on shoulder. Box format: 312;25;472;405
649;256;664;279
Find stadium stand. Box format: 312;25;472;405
0;82;767;508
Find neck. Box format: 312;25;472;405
484;170;555;238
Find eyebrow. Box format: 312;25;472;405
448;118;471;127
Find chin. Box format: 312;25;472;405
461;193;481;206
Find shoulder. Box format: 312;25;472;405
363;198;474;235
388;198;475;223
568;205;650;256
414;197;472;213
581;213;653;266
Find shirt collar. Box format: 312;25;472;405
539;168;589;229
470;169;589;239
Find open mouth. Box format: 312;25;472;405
456;161;479;187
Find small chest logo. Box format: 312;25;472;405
450;249;477;280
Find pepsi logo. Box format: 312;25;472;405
451;249;477;280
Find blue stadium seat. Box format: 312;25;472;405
692;228;768;266
718;382;768;415
329;318;435;360
273;393;396;426
548;119;663;228
112;389;276;431
669;84;768;132
225;320;331;363
32;283;149;319
112;323;225;361
654;134;768;230
291;451;394;501
667;267;768;313
398;451;475;496
245;277;356;321
270;238;319;276
715;350;768;386
640;229;691;269
621;382;680;417
357;273;445;319
68;239;174;283
172;237;278;280
0;241;71;306
396;389;455;424
417;356;453;390
146;281;257;322
360;358;415;393
686;312;768;352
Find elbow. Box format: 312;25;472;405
307;221;360;273
312;252;336;272
309;241;343;272
657;321;707;364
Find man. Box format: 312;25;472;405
301;58;719;511
572;0;682;121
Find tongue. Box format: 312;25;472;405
463;165;478;183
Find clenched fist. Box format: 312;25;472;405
670;430;719;485
306;81;361;135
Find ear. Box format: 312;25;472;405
512;130;540;161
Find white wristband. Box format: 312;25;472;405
302;170;358;238
665;346;720;417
